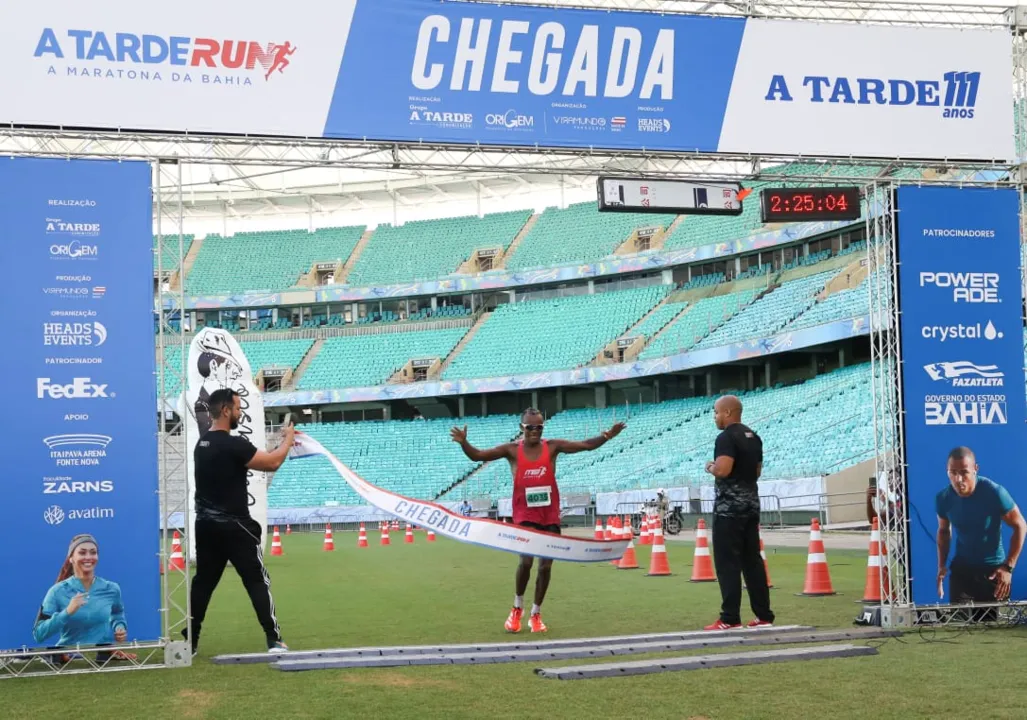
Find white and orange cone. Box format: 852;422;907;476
169;530;187;570
604;518;612;541
639;515;651;546
690;519;716;582
861;518;890;603
594;517;604;540
799;518;836;596
427;528;436;542
405;524;415;544
617;534;639;570
285;524;292;535
381;523;391;546
357;523;368;548
646;523;672;576
270;527;283;557
611;516;624;565
323;525;335;552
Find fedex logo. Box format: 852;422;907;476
34;29;296;80
766;70;980;118
37;377;111;399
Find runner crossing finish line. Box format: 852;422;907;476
288;430;629;565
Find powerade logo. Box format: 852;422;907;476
766;70;980;118
37;377;112;400
34;30;296;81
918;271;999;303
485;110;534;129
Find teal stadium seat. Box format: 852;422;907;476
638;290;758;359
153;234;194;272
186;226;365;294
345;210;531;286
442;286;669;380
504;202;676;270
299;327;468;389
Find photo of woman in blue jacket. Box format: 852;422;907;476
33;534;134;662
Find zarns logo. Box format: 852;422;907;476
766;70;980;118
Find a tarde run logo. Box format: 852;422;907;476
33;29;297;87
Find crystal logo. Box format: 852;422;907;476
919;271;999;303
37;377;112;399
923;361;1004;387
43;321;107;346
921;320;1003;342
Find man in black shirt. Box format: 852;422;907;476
185;388;295;655
703;394;775;631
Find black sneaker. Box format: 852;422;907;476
180;628;198;657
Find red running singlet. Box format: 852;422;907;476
512;440;560;526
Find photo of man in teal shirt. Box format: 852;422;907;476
936;447;1026;602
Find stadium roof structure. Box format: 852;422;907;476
0;0;1019;224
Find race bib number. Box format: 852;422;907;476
525;486;552;508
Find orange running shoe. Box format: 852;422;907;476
529;613;548;633
505;607;523;633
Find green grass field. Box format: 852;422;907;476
6;532;1027;720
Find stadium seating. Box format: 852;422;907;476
443;286;669;380
638;290;759;359
299;327;468;389
239;339;314;373
186;226;365;294
630;302;687;340
268;415;519;507
345;210;531;286
693;271;837;349
153;234;194;272
503;202;677;270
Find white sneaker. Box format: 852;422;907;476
267;641;289;654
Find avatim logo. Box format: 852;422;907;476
924;394;1007;425
765;70;980;119
43;433;110;466
638;117;671;133
49;239;99;259
43;477;114;494
484;110;534;129
46;219;101;236
37;377;112;399
923;361;1004;387
921;320;1003;342
43;321;107;347
919;271;999;303
43;504;115;525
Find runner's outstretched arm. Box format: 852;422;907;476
450;425;515;462
550;422;626;456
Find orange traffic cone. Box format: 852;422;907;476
760;525;773;588
862;518;890;602
611;516;624;565
391;520;399;532
168;530;186;570
270;527;283;557
357;523;368;548
604;518;612;541
799;518;836;596
405;524;414;544
323;525;335;552
639;515;651;546
381;523;391;546
617;534;639;570
427;528;436;542
285;524;292;535
594;517;603;540
690;519;716;582
646;523;672;576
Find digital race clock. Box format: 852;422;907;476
759;187;862;223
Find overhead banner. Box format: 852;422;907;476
0;0;1013;160
182;328;268;558
896;187;1027;607
0;158;158;652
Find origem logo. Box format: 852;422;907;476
34;30;297;81
485;110;534;129
765;70;980;118
49;240;99;259
37;377;112;399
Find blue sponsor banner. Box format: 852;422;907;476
0;159;158;651
327;0;744;151
896;187;1026;606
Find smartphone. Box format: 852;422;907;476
869;477;877;490
283;412;293;428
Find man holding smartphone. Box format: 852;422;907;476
184;388;296;655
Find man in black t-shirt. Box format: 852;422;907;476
703;395;775;631
185;388;295;655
